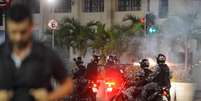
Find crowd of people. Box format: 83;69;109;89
72;54;171;101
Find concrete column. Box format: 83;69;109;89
72;0;81;20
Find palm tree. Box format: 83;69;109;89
111;15;145;58
90;22;109;54
123;14;144;34
59;18;100;56
89;15;145;57
45;15;145;61
89;22;128;57
44;17;97;57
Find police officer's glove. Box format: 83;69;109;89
0;90;13;101
30;88;49;101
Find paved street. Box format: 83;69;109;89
194;91;201;101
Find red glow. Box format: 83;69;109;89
104;67;124;88
91;81;99;93
163;91;168;96
105;82;116;87
106;87;113;92
105;82;116;92
93;84;97;87
92;87;98;93
140;17;145;24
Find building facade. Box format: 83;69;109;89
6;0;147;39
5;0;197;38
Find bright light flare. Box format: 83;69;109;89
92;87;98;93
92;83;98;93
133;62;140;67
106;87;113;92
105;82;115;87
105;82;116;92
47;0;55;5
93;84;97;87
147;58;157;67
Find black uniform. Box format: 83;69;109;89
137;68;152;86
144;64;171;101
73;65;86;79
143;69;152;79
86;62;98;81
0;41;68;101
150;64;171;88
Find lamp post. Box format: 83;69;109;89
47;0;56;49
144;0;150;57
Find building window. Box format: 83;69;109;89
0;11;3;26
83;0;104;12
26;0;40;13
19;0;40;13
55;0;72;13
118;0;141;11
159;0;168;18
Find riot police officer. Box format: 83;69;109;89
73;57;86;79
151;54;171;88
147;54;171;101
140;59;152;78
86;55;100;81
105;55;115;66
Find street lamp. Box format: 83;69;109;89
47;0;56;49
47;0;56;13
47;0;55;5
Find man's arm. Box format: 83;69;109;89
32;51;73;101
0;90;13;101
31;78;73;101
50;52;73;100
48;78;73;101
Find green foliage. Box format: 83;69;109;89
123;14;145;33
53;18;97;56
45;15;143;57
